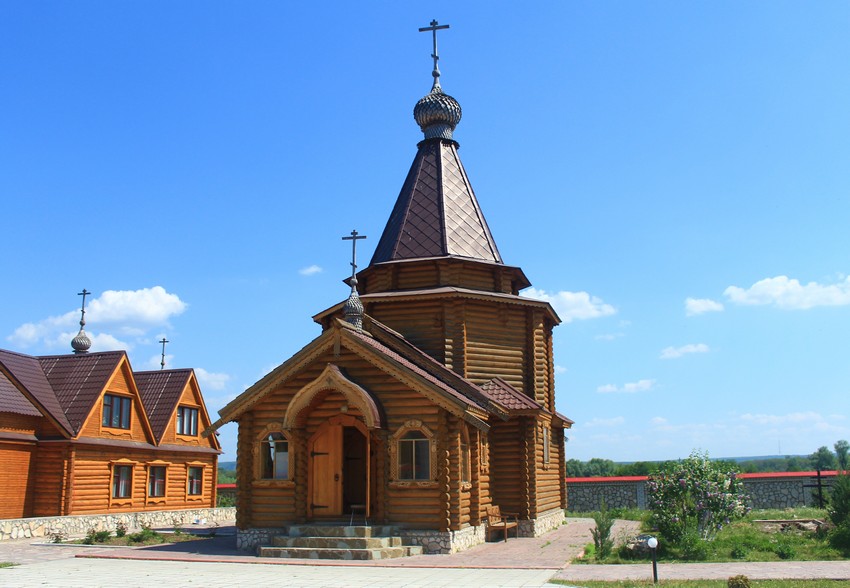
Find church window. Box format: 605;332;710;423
112;465;133;498
399;430;430;480
261;432;289;479
102;394;131;429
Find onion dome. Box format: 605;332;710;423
414;84;462;140
71;328;92;354
343;278;364;331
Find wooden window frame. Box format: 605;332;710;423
185;463;206;499
108;459;138;506
389;420;437;488
176;406;199;436
542;423;551;469
460;425;471;485
252;424;295;488
102;393;132;430
146;461;171;502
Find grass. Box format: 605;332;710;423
0;561;16;568
569;508;649;522
577;508;847;564
69;527;213;547
550;582;850;588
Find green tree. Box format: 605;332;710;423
810;446;837;471
647;450;750;543
835;440;849;472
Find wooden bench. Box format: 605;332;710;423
485;505;519;542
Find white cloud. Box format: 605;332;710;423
299;265;323;276
584;416;625;428
650;416;668;426
88;287;187;324
523;287;616;323
724;275;850;310
195;367;231;391
596;379;655;394
7;286;186;351
554;365;568;374
660;343;710;360
595;333;624;341
686;297;724;316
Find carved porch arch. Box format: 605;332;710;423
283;363;385;429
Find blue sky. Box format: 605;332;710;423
3;2;848;462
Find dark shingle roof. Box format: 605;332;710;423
480;377;542;411
135;369;193;443
0;349;73;434
0;370;42;417
38;351;125;434
370;139;502;265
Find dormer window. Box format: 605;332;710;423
176;406;199;436
102;394;131;429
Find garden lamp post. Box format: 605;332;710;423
647;536;659;584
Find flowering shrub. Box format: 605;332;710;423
648;450;750;543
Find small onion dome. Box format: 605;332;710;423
343;282;364;331
414;86;462;141
71;329;92;354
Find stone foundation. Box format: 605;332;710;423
398;523;487;554
518;507;565;537
236;526;288;551
0;507;236;542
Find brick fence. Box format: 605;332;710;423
566;471;838;512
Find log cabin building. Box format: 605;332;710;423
208;30;574;554
0;320;220;520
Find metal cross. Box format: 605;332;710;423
419;19;450;79
159;337;169;370
341;229;367;283
77;289;91;328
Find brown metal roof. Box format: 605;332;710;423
480;377;542;412
38;351;125;435
135;369;193;443
371;139;502;265
0;349;73;434
0;370;42;417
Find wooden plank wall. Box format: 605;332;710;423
465;302;527;393
0;442;35;518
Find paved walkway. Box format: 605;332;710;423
1;518;849;587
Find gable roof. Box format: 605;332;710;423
135;369;193;443
0;370;42;417
38;351;126;435
480;377;574;427
211;316;502;433
0;349;74;435
370;139;502;265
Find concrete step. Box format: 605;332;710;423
287;525;399;538
257;546;418;560
271;535;402;549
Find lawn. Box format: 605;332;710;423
551;581;849;588
578;508;847;564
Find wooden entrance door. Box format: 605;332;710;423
309;423;343;517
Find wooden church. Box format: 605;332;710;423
209;24;572;554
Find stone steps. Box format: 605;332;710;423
257;524;422;560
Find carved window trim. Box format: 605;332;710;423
253;423;295;487
541;422;551;470
480;433;490;474
460;424;471;484
389;420;437;488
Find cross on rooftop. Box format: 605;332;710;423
419;19;450;83
77;289;91;328
342;230;367;285
159;337;169;370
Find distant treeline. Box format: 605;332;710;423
566;455;819;478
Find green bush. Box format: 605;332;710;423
727;575;751;588
827;472;850;527
128;528;160;543
679;530;709;560
774;537;796;560
115;521;127;538
590;500;615;560
648;450;750;543
829;521;850;554
730;544;748;559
